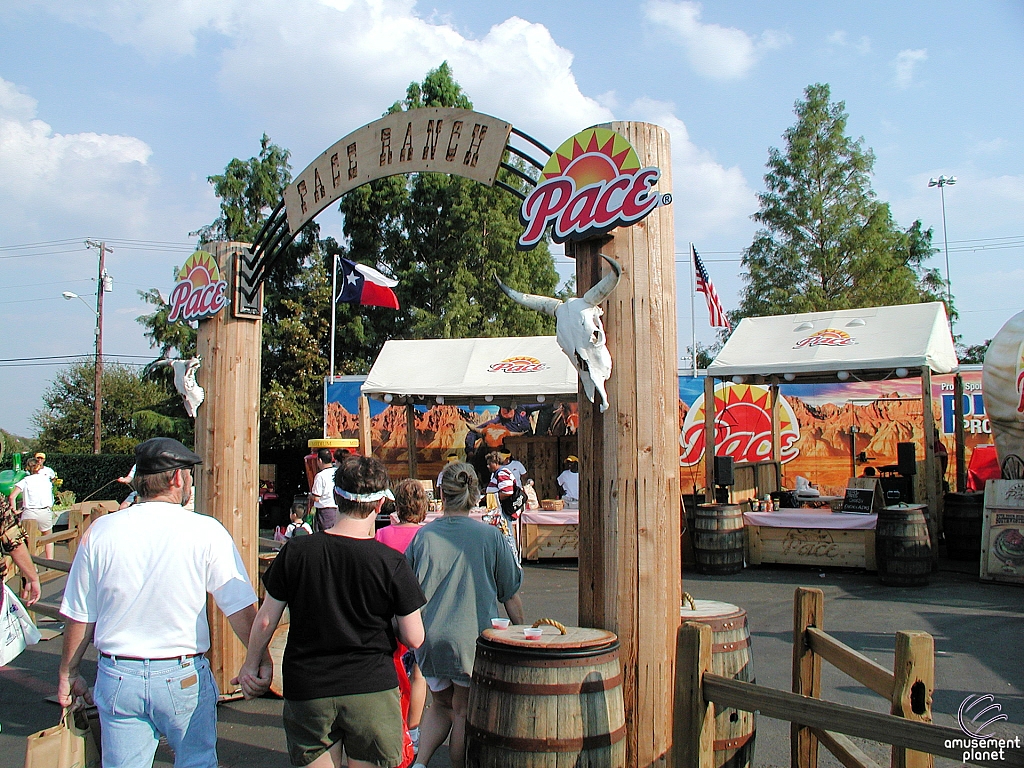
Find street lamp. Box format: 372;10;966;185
927;175;956;317
62;290;103;453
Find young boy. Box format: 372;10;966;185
237;456;426;768
284;504;313;538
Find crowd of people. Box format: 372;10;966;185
44;437;528;768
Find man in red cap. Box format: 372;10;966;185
57;437;270;768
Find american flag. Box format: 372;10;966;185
692;244;731;330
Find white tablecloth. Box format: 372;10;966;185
743;509;877;530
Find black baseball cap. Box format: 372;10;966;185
134;438;203;475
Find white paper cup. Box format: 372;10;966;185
491;618;511;629
523;627;543;640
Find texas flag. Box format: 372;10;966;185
337;257;400;310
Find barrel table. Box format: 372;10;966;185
680;600;756;768
693;504;746;574
876;504;932;586
466;624;625;768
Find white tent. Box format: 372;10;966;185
361;336;577;405
708;302;958;384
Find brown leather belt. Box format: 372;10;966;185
100;652;203;662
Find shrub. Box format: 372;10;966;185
45;455;136;503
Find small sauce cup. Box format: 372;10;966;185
523;627;543;640
491;618;511;630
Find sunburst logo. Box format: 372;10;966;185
518;127;671;250
680;383;800;467
794;328;855;349
168;250;229;323
489;356;549;373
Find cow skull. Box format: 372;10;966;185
496;255;621;412
145;356;206;418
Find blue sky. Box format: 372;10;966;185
1;0;1022;436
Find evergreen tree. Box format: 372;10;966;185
738;84;947;321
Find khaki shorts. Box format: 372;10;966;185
20;508;53;533
282;688;404;767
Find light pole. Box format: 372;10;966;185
928;175;956;316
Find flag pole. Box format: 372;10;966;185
330;251;338;384
689;243;698;378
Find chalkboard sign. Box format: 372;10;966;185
842;487;876;514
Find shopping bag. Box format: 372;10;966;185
23;708;100;768
1;583;40;666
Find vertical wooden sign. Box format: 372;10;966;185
577;122;681;768
194;241;262;695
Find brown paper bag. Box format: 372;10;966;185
24;708;100;768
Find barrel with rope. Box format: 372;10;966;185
680;597;756;768
465;618;625;768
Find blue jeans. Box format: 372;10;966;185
93;655;219;768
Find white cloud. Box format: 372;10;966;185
894;48;927;89
628;97;756;240
0;76;157;238
643;0;789;80
827;30;871;54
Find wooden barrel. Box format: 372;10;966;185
876;504;932;586
693;504;746;575
944;492;985;561
466;625;625;768
680;600;756;768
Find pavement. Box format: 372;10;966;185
1;557;1021;768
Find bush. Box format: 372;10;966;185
45;454;136;503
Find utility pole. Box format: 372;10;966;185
85;240;112;454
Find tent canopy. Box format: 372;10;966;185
707;302;958;384
361;336;578;405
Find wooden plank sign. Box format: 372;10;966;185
842;488;876;514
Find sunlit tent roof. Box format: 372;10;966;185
361;336;578;405
707;302;958;384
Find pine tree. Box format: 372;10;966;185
738;83;946;320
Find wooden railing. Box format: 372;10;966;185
675;587;1023;768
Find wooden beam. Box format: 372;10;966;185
576;121;680;768
920;368;939;551
702;676;1019;768
405;404;417;479
890;631;935;768
358;394;373;457
30;556;72;573
806;627;895;699
793;587;823;768
772;382;783;490
811;728;884;768
675;622;715;768
704;374;716;499
953;373;966;493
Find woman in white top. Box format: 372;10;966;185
10;457;56;558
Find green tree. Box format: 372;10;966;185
32;361;184;454
957;339;991;365
737;83;947;321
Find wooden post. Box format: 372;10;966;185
577;121;681;768
405;404;418;479
358;395;373;457
771;381;783;490
704;375;717;500
793;587;824;768
920;369;939;564
194;241;262;696
953;374;966;493
890;631;934;768
675;622;715;768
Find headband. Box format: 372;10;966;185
334;487;395;503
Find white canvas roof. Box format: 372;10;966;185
361;336;578;404
707;302;958;383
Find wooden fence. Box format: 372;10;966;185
675;587;1023;768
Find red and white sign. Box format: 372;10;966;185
168;251;229;323
518;127;670;250
488;356;549;373
793;328;856;349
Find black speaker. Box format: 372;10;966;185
897;442;917;476
714;455;735;487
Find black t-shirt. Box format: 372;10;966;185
262;532;426;700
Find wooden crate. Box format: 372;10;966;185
747;525;876;570
522;523;579;560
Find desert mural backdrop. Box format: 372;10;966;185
326;368;988;496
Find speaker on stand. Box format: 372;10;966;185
714;455;735;504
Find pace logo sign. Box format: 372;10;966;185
518;127;671;250
488;356;549;373
793;328;856;349
168;251;229;323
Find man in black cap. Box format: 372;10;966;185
57;437;269;768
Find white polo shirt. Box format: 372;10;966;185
61;502;257;657
15;473;54;509
310;466;338;509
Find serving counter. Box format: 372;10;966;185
521;508;579;560
744;508;877;570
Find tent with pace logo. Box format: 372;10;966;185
361;336;578;406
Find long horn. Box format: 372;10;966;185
581;254;622;306
494;274;561;317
